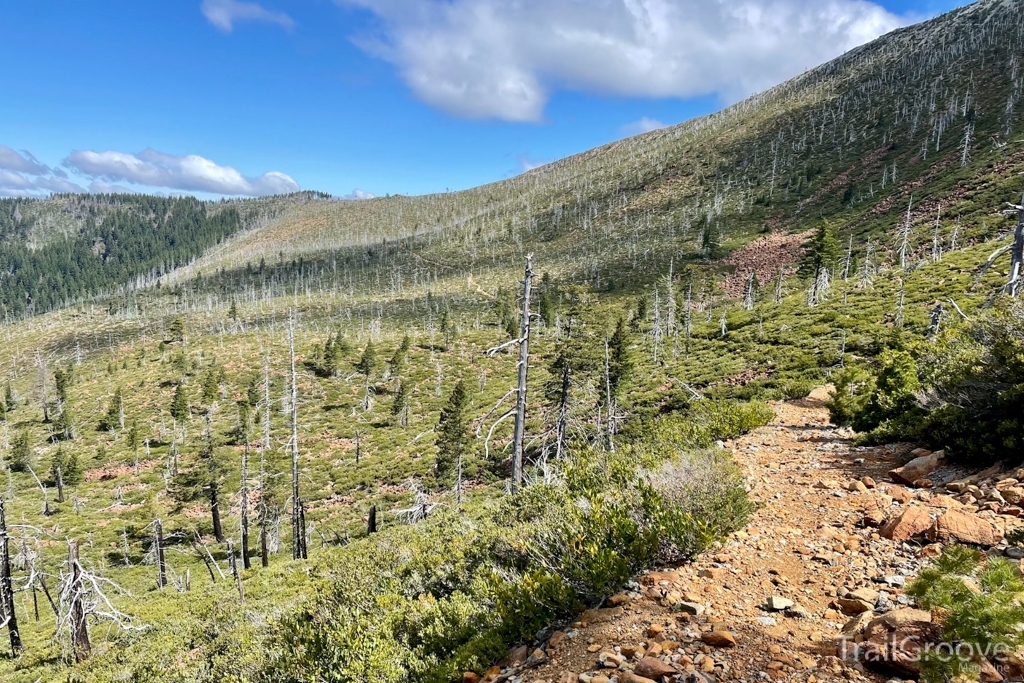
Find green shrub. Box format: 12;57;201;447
908;546;1024;682
262;399;766;683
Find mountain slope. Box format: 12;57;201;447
167;0;1024;299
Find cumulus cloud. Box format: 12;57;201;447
0;145;51;175
621;117;669;136
0;146;86;197
342;188;375;200
64;148;300;196
201;0;295;32
341;0;907;122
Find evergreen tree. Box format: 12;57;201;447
99;386;124;431
803;219;841;277
54;366;73;403
9;430;31;472
435;380;471;487
389;335;411;375
355;342;378;379
174;426;226;542
246;376;261;408
52;402;76;441
51;447;82;486
391;379;409;426
170;384;190;422
607;317;634;400
439;308;455;350
201;369;220;404
3;383;14;412
168;316;186;343
228;298;239;321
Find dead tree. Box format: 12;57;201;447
154;518;167;589
684;283;693;359
0;498;21;654
742;272;756;311
1004;188;1024;297
898;197;913;271
66;540;90;662
287;315;305;560
510;256;534;493
55;465;65;504
367;505;377;535
481;255;535;493
240;439;250;570
58;539;137;663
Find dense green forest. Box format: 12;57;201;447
0;195;243;317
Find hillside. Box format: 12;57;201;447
0;1;1023;682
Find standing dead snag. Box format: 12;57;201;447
287;314;305;561
481;255;534;494
1004;187;1024;297
511;256;534;493
0;497;22;654
66;540;90;662
154;518;167;589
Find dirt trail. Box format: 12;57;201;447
523;388;924;683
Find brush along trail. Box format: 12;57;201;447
479;388;1023;683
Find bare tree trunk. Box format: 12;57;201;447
56;465;65;504
155;518;167;589
367;505;377;535
1008;188;1024;297
510;256;533;494
240;442;250;570
260;519;269;568
288;315;304;560
227;540;244;604
0;498;21;654
210;482;224;543
68;540;90;662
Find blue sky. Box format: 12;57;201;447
0;0;970;199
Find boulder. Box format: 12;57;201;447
927;509;1001;546
836;597;874;616
880;505;932;541
860;620;943;678
864;608;931;637
633;656;677;680
766;595;794;611
621;674;658;683
700;630;737;647
676;601;706;616
890;451;944;486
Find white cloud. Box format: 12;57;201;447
64;148;300;196
0;147;87;197
341;0;907;122
621;117;669;136
0;145;50;175
517;155;550;172
342;188;375;200
201;0;294;32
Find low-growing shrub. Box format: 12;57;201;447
261;399;770;683
908;545;1024;683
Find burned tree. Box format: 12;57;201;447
0;497;21;654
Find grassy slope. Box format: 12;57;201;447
0;0;1023;679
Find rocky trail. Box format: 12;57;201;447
471;389;1024;683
